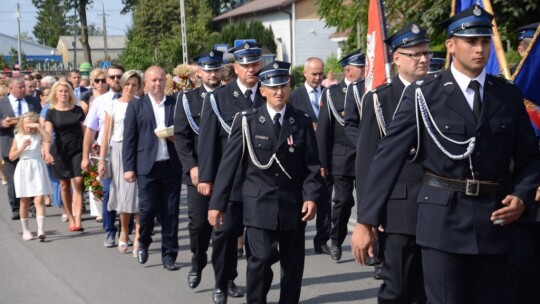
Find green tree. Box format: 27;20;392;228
32;0;70;47
33;0;93;64
318;0;540;54
8;47;27;68
120;0;215;72
206;20;277;53
0;55;8;69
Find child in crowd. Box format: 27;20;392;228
9;112;53;241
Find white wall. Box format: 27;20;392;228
294;20;340;67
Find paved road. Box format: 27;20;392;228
0;185;378;303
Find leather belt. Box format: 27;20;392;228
424;173;506;196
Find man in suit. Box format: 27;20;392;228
174;50;224;289
0;77;42;220
208;61;322;304
198;41;265;304
317;49;365;261
353;23;430;303
68;69;88;100
289;57;332;255
352;6;540;303
123;66;183;271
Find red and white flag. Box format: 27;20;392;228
365;0;388;91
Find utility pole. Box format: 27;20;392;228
180;0;188;64
97;0;108;61
15;3;22;69
73;7;78;69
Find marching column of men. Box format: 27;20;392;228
173;50;224;289
198;42;265;304
352;23;430;303
316;50;364;261
116;10;540;304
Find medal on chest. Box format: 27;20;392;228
287;135;294;153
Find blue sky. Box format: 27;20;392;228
0;0;132;41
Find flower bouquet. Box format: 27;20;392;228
83;164;103;201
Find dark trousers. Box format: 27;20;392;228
314;176;332;246
212;200;244;290
136;161;181;265
505;222;540;304
330;174;355;246
421;247;507;304
378;233;425;304
3;157;19;213
246;224;305;304
101;177;117;234
187;184;212;273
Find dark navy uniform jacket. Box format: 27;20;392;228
173;86;207;185
209;105;323;231
198;79;265;202
343;79;365;144
356;77;423;235
316;80;356;176
358;69;540;254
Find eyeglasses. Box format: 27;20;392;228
94;78;106;83
397;51;433;60
108;75;122;80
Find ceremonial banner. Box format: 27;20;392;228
365;0;388;91
513;24;540;134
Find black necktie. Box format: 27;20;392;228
469;80;482;120
16;99;22;117
113;93;122;100
273;113;281;137
245;89;253;107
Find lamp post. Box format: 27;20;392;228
96;0;108;61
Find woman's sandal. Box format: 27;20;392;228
118;241;129;253
132;242;140;257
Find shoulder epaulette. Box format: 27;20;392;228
413;73;440;87
488;74;515;86
239;108;257;116
371;82;392;93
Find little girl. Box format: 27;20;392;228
9;112;53;241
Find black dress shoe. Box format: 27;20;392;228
163;263;180;271
138;247;148;264
212;288;227;304
314;244;330;254
237;247;244;258
188;270;201;288
11;211;20;220
227;280;245;298
329;244;342;261
372;265;383;280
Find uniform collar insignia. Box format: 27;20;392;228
473;5;481;16
201;92;206;98
416;80;424;85
411;23;420;34
259;115;266;124
233;90;240;98
342;87;347;93
289;117;295;125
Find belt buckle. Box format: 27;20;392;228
465;179;480;196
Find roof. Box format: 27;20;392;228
58;35;127;50
329;30;351;42
213;0;294;22
0;32;56;55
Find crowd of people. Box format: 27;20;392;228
1;6;540;304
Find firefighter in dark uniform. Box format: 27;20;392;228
352;6;540;304
197;41;265;304
208;61;323;304
354;23;431;303
317;49;365;261
505;21;540;304
173;50;224;289
289;57;333;254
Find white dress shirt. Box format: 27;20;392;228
451;63;486;111
8;95;29;117
149;94;170;161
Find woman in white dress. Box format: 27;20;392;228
98;70;141;255
9;112;52;241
